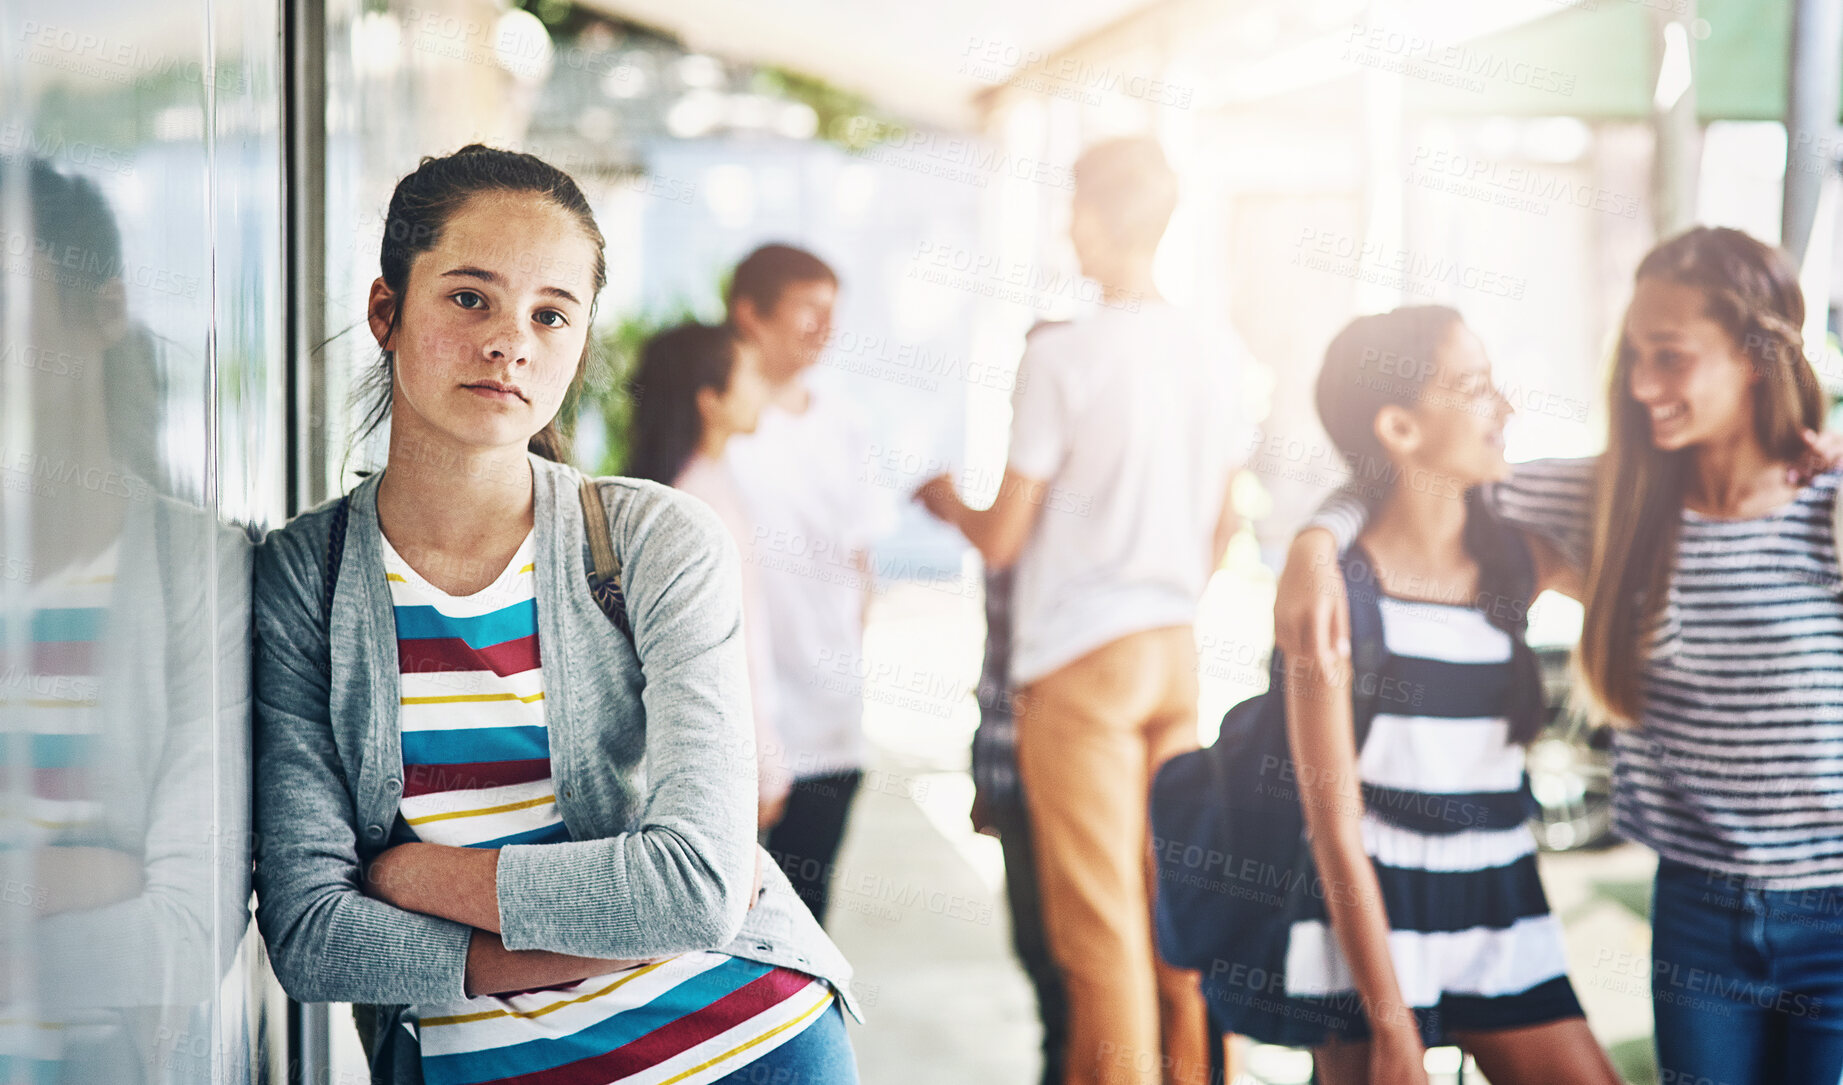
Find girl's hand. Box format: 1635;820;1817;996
1369;1026;1430;1085
1790;428;1843;484
912;475;960;522
758;791;788;833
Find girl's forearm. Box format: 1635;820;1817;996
365;842;502;932
1311;826;1419;1041
464;930;653;997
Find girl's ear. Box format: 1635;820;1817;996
694;385;723;431
367;277;399;350
1373;403;1421;458
731;296;759;340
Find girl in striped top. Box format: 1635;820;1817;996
254;146;855;1085
1282;307;1620;1085
1284;228;1843;1085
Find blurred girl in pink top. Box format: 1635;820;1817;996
626;322;788;827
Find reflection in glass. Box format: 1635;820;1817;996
1;110;275;1085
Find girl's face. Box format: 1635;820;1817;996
369;192;598;455
1392;322;1513;488
700;339;769;438
1621;277;1756;452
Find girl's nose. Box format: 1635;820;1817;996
1627;357;1662;403
482;314;534;366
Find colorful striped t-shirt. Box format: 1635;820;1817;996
381;530;833;1085
17;544;113;848
0;545;115;1082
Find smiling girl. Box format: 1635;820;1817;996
1279;227;1843;1084
252;146;857;1085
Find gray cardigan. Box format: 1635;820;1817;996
252;454;857;1067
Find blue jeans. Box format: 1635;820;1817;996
710;1002;858;1084
1651;859;1843;1085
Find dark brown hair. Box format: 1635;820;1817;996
623;322;745;485
724;243;835;320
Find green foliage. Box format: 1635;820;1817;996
751;67;903;151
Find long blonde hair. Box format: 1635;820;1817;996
1581;227;1822;722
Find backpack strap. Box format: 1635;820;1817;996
578;475;634;643
322;494;352;630
1339;545;1391;750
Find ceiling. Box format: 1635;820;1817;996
578;0;1159;128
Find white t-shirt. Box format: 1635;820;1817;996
1005;302;1249;686
725;386;893;779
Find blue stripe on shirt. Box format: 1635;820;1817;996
393;599;538;650
31;607;102;643
401;726;549;766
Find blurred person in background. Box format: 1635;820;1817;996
916;136;1250;1085
971;560;1069;1085
1279;226;1843;1085
624;321;789;835
724;244;890;927
1276;306;1617;1085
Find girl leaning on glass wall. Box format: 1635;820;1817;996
251;145;859;1085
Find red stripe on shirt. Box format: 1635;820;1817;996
475;969;816;1085
33;767;88;801
31;640;92;675
402;758;552;798
399;633;540;679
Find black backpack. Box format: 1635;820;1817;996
1149;547;1392;1047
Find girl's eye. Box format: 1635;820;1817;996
452;291;485;310
535;309;568;328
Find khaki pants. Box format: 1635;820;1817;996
1016;625;1210;1085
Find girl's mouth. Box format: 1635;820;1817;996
465;380;527;403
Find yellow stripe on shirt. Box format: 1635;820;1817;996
400;691;547;706
403;792;556;827
419;961;674;1028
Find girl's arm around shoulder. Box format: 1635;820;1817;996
1491;456;1599;570
250;514;473;1006
494;482;757;960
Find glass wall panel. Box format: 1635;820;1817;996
0;0;286;1080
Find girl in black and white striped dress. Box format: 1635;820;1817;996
1292;229;1843;1085
1285;307;1621;1085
